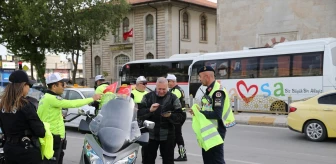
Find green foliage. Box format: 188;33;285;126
0;0;130;85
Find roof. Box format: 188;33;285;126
192;37;336;63
127;0;216;9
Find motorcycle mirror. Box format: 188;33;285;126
143;120;155;129
78;109;87;115
62;108;68;116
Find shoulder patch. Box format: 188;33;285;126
56;96;63;100
212;90;225;99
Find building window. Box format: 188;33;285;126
123;17;129;42
146;14;154;40
200;14;207;41
94;56;101;76
182;12;189;39
146;53;154;59
114;26;120;43
115;54;130;81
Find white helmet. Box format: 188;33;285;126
136;76;147;83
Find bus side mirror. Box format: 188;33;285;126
119;70;123;77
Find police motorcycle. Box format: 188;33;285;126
77;94;155;164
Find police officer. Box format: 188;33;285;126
189;66;236;164
166;74;187;161
130;76;148;105
91;75;110;114
37;73;101;164
130;76;148;164
0;70;45;164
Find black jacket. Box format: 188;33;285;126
138;91;183;141
0;100;45;141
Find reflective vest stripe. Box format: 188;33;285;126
200;124;216;133
203;131;221;141
222;106;232;121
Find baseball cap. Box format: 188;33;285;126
136;76;147;83
166;74;177;81
9;70;36;86
46;73;67;84
95;75;105;82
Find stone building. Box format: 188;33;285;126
217;0;336;51
84;0;217;86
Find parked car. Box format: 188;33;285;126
62;88;95;128
288;90;336;142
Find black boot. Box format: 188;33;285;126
174;145;187;161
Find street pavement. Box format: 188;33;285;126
63;121;336;164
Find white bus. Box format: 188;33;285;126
188;38;336;113
119;53;203;101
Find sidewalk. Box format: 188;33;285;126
186;112;288;128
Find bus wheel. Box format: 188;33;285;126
270;101;288;113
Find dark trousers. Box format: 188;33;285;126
201;132;226;164
175;112;186;147
4;143;42;164
146;139;175;164
42;135;65;164
141;145;148;163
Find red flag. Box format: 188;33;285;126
117;85;132;96
123;28;133;40
103;82;118;93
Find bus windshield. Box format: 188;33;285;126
120;60;192;84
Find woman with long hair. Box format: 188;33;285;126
0;70;45;164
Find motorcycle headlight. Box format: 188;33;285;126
84;141;103;164
115;151;137;164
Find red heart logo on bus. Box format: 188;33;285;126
236;80;258;103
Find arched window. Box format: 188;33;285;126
200;14;207;41
182;12;189;39
123;17;129;41
94;56;101;76
115;54;130;80
146;14;154;40
146;53;154;59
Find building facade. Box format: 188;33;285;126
217;0;336;51
84;0;217;86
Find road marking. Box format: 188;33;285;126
179;152;262;164
185;121;287;130
67;136;84;140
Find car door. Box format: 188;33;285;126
64;90;84;127
318;93;336;135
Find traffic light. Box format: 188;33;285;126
19;61;22;70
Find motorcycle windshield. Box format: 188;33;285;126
89;94;139;153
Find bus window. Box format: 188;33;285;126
332;47;336;66
190;61;204;83
293;52;322;76
230;58;257;79
216;60;229;79
259;56;279;78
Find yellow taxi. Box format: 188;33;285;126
288;90;336;142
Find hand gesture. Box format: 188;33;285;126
188;105;200;116
161;111;171;118
92;94;102;101
150;103;160;112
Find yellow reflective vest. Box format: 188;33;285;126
191;104;223;151
131;89;148;103
39;122;54;159
201;81;236;128
38;93;94;138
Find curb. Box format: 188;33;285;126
186;113;288;128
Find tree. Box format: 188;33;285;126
0;0;60;85
58;0;130;84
